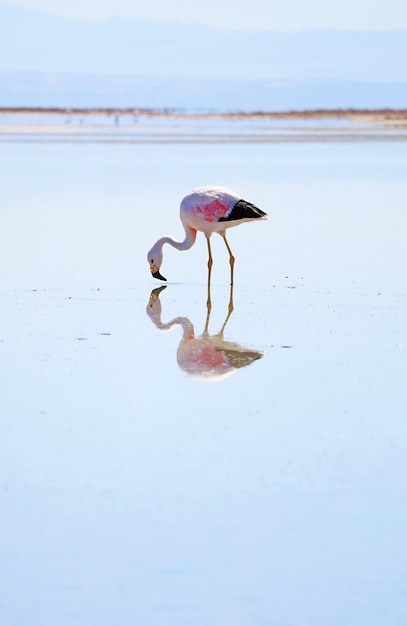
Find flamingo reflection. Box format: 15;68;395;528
146;285;263;381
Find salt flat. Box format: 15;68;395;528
1;109;407;144
0;136;406;625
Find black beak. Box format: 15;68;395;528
151;285;167;297
152;270;167;281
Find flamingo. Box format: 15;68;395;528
146;285;263;382
147;185;267;286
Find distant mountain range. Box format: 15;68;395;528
1;3;406;110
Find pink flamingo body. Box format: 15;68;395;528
147;185;267;282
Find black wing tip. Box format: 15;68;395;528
219;199;267;222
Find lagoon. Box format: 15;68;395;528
0;136;406;625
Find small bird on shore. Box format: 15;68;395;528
147;185;267;284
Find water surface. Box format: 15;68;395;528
0;139;406;625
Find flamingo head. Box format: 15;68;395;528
147;242;167;281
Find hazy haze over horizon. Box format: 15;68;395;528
1;2;406;110
3;0;407;30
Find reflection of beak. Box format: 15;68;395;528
151;285;167;297
152;269;167;281
148;285;167;308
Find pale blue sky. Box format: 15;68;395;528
6;0;407;30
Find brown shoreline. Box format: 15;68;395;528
1;106;407;122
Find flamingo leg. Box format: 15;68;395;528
222;233;235;286
204;294;211;334
219;282;234;336
206;236;213;314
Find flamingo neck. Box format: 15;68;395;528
152;315;194;339
161;226;197;252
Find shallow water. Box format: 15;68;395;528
1;139;407;625
2;111;407;143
